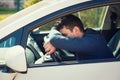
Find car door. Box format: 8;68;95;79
17;60;120;80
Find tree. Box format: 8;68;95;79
23;0;42;8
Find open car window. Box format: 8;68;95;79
26;4;120;66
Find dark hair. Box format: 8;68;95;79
56;14;84;32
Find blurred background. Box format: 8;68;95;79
0;0;105;28
0;0;42;21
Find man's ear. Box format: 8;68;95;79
73;26;80;33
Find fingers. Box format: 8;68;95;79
43;41;56;55
46;48;56;55
43;42;50;52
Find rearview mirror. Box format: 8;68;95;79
5;45;27;72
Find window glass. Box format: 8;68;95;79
0;37;16;47
0;28;22;48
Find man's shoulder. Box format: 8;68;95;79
85;28;99;34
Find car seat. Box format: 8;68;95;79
108;30;120;59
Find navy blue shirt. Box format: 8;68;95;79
49;28;114;60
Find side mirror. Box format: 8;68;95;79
5;45;27;72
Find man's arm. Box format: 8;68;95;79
43;27;61;55
43;27;85;54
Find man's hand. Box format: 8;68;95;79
43;41;56;55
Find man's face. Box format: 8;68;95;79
59;26;83;38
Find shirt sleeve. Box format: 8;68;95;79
48;28;96;53
47;27;61;40
50;33;87;52
46;27;82;52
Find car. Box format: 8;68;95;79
0;0;120;80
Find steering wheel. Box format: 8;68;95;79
26;43;41;60
30;33;62;62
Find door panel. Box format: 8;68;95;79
15;61;120;80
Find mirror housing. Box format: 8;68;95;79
5;45;27;72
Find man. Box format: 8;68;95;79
43;14;114;60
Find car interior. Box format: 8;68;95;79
25;4;120;65
102;4;120;59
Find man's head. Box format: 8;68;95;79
57;14;84;38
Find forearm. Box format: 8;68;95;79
50;36;84;52
46;27;84;52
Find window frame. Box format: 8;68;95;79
23;2;120;67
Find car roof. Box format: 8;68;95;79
0;0;119;40
0;0;90;39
